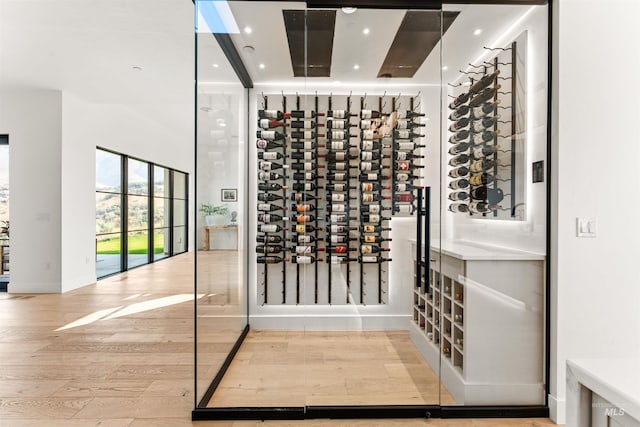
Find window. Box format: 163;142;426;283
95;148;188;278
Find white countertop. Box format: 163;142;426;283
567;358;640;421
409;239;545;261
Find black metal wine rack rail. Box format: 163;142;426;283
446;42;517;217
256;94;426;305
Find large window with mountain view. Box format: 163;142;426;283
96;148;188;279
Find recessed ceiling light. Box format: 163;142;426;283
259;63;265;69
353;64;360;70
473;28;483;36
132;66;143;71
362;28;370;35
212;63;219;68
244;26;252;34
342;7;357;14
442;65;448;71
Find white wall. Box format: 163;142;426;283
550;0;640;423
0;89;63;293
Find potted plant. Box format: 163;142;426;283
200;203;229;226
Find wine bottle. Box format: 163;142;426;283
394;130;424;139
327;162;355;171
287;110;323;119
258;203;285;212
328;214;356;223
258;193;283;202
395;173;422;182
258;119;286;130
326;183;356;193
259;161;289;171
360;110;385;119
290;192;317;202
448;143;471;156
326;193;355;203
394;193;415;203
258;182;287;192
469;159;495;173
448;92;470;110
360;141;389;151
448;104;471;121
472;145;499;160
395;152;425;161
359;173;390;182
256;130;285;141
470;115;500;133
360;214;390;223
326;204;357;213
291;172;318;181
291;162;323;171
291;204;316;213
471;130;500;144
360;235;392;244
469;173;496;186
293;224;317;233
326;152;356;161
329;256;357;264
327;110;356;119
449;179;470;190
396;110;425;119
395;142;426;151
448;203;469;213
289;245;324;254
360;204;391;214
469;84;502;108
361;182;390;192
473;187;504;205
256;139;283;150
290;151;316;160
325;172;347;181
291;141;323;150
361;194;391;203
327;119;355;129
394;204;416;214
258;213;286;223
448;191;469;201
257;255;285;264
448;154;470;167
329;235;356;244
469;69;500;95
258;110;284;120
470;101;500;119
328;130;356;140
292;214;318;223
290;130;323;140
258;151;283;160
396;161;425;171
256;245;284;254
361;129;385;140
359;256;392;263
257;235;283;244
329;141;355;150
326;224;357;233
360;225;391;233
258;171;284;181
360;162;387;172
470;186;488;200
448;166;469;178
359;119;375;130
448;130;469;144
394;183;421;192
290;120;322;129
291;182;316;192
326;246;357;254
468;202;493;213
257;224;283;233
360;152;389;161
449;117;470;132
396;119;425;130
361;245;391;254
289;255;317;264
291;234;316;244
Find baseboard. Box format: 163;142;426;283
248;314;411;330
548;393;565;424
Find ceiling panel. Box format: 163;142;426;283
283;10;336;77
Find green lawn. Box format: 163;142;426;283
97;233;165;254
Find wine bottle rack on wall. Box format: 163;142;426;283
255;93;426;306
446;41;520;218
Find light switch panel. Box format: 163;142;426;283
576;217;596;238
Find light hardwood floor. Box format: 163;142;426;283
0;252;558;426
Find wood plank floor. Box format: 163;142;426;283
0;252;559;426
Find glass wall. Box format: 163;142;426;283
0;135;9;281
95;148;189;278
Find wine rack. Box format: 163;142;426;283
255;93;426;305
446;42;518;217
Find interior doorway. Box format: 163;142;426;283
0;135;9;292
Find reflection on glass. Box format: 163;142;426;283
173;199;186;226
128;159;149;195
96;149;121;193
96;232;122;277
154;229;170;261
96;193;121;233
127;231;149;268
174;171;186;199
153;197;170;228
128;195;149;231
154;166;170;198
173;226;186;254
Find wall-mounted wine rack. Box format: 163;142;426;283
446;41;519;217
255;93;426;306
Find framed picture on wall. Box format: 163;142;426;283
221;188;237;202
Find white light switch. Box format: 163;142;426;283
576;217;596;237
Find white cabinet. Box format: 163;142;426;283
410;240;545;405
